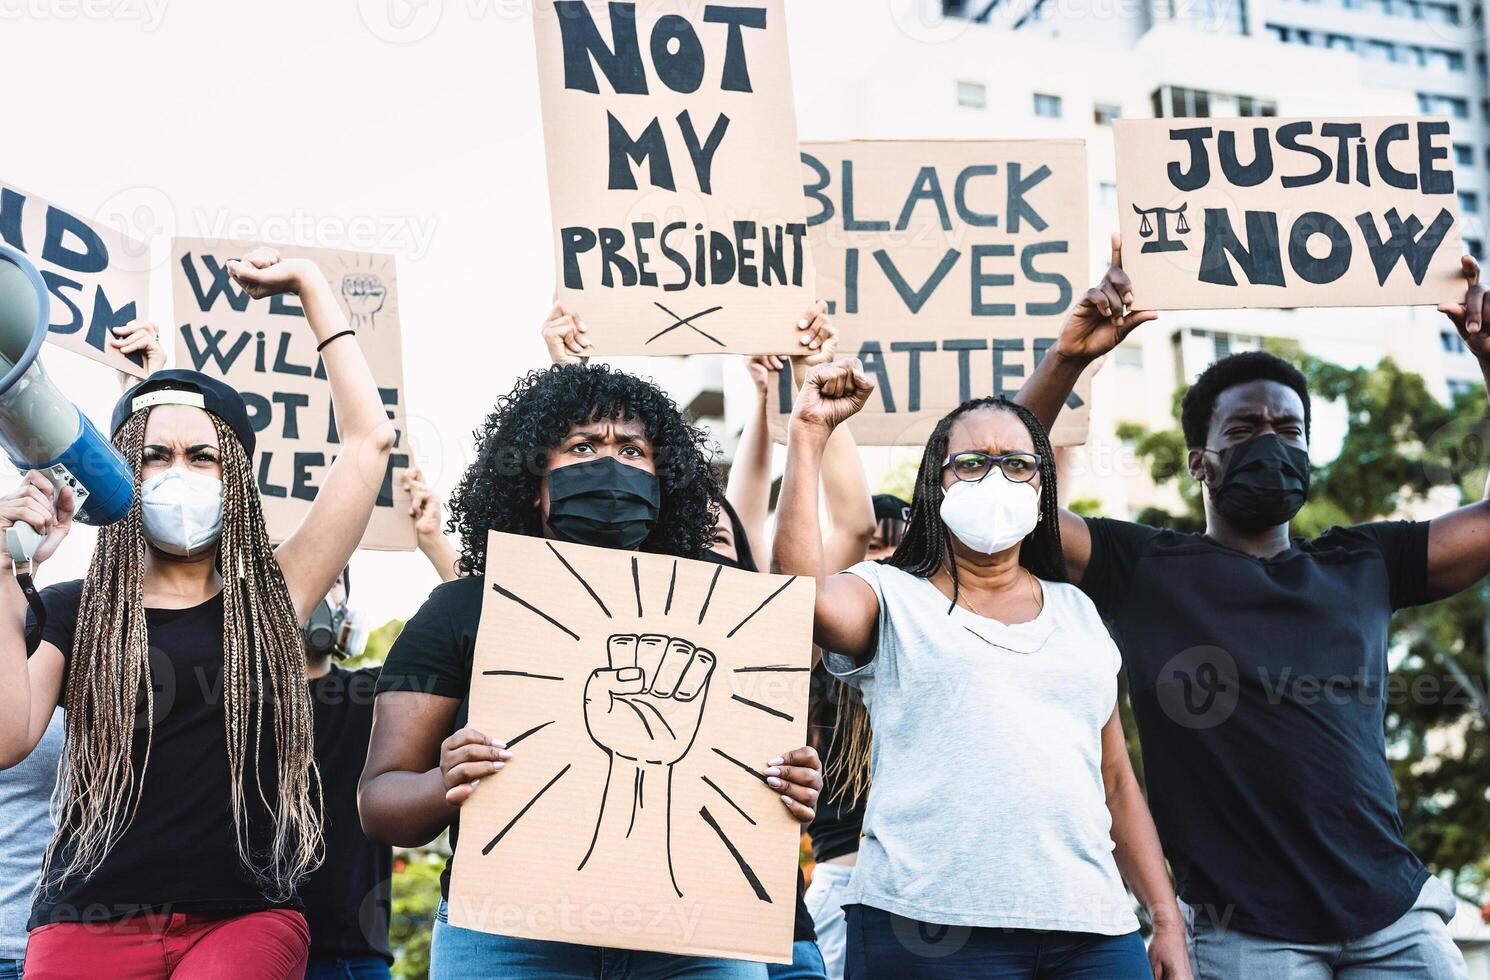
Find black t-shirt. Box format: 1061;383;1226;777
377;575;816;943
1079;519;1433;943
27;580;296;929
806;664;864;865
301;664;392;963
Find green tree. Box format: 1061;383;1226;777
1114;352;1490;899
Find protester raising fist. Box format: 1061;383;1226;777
790;358;875;434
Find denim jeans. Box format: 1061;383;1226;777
842;904;1151;980
765;940;827;980
1181;876;1468;979
803;864;853;980
0;958;20;980
430;900;767;979
304;955;392;979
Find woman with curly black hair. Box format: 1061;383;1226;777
359;353;822;979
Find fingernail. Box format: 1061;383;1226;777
799;335;810;345
498;750;513;760
618;667;642;681
1125;293;1134;304
471;778;481;787
767;776;784;789
769;757;784;766
809;339;819;349
781;795;793;806
764;766;781;776
797;319;808;329
490;761;504;772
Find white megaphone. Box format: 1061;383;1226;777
0;243;135;565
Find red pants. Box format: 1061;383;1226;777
24;908;309;979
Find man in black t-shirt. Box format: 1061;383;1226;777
1014;239;1484;979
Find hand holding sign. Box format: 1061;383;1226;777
1055;234;1160;363
108;321;166;388
792;358;875;434
1438;255;1490;360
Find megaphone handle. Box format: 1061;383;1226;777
7;522;41;565
5;523;45;655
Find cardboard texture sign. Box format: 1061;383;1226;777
1114;116;1463;310
1;181;152;377
449;530;814;963
532;0;815;356
170;238;416;550
768;140;1091;447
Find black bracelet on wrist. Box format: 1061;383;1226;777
316;329;356;353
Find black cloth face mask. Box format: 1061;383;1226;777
1206;433;1311;531
546;455;661;550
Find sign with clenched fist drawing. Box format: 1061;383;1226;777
450;530;814;963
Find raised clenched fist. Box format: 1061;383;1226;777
341;273;387;329
583;634;716;766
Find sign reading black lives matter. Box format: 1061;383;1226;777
1115;116;1463;309
171;238;416;550
768;140;1090;447
532;0;815;355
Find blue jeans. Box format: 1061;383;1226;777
430;900;767;979
305;955;392;979
843;905;1151;980
0;958;19;980
766;941;827;980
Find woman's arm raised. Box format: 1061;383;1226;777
771;359;880;659
227;248;397;622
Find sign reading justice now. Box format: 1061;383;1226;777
769;140;1090;447
533;0;814;355
1116;116;1463;310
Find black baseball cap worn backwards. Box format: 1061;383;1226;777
112;369;257;458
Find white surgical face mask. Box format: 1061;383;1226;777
141;468;224;557
939;476;1040;555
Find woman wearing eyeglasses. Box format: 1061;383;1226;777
771;359;1192;980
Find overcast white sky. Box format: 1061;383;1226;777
1;0;880;623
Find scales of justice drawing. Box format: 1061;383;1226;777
448;530;815;963
1134;202;1191;253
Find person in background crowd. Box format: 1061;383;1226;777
803;493;908;980
773;359;1192;980
0;248;395;980
1012;235;1483;979
0;710;61;980
300;468;457;980
360;310;825;979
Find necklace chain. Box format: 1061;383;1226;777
954;568;1042;619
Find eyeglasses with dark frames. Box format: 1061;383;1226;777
941;450;1042;484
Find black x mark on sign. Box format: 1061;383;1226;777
647;303;726;347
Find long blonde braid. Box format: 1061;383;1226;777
42;411;322;900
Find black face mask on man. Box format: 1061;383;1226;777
546;455;661;550
1204;433;1311;531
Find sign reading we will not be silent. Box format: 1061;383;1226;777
170;238;416;551
533;0;815;356
1116;116;1464;309
767;140;1091;447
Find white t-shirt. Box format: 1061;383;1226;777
823;561;1139;935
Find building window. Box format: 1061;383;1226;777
1467;237;1485;259
1459;190;1480;214
1114;346;1144;368
1443;329;1469;352
1448;379;1478;399
1267;23;1289;40
1098;182;1119;208
1363;39;1397;61
1033;93;1063;118
1419;92;1470;118
1237;96;1278;116
957;80;987;109
1326;33;1355;50
1152;85;1211;118
1424;1;1460;22
1093;103;1122;125
1455;143;1474;165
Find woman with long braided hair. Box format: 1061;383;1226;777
0;247;395;980
771;359;1192;980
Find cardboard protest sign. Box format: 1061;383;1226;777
170;238;415;550
0;181;152;376
449;530;813;963
768;140;1090;447
532;0;815;355
1114;116;1463;310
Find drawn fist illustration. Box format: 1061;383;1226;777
341;273;387;329
584;634;717;766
